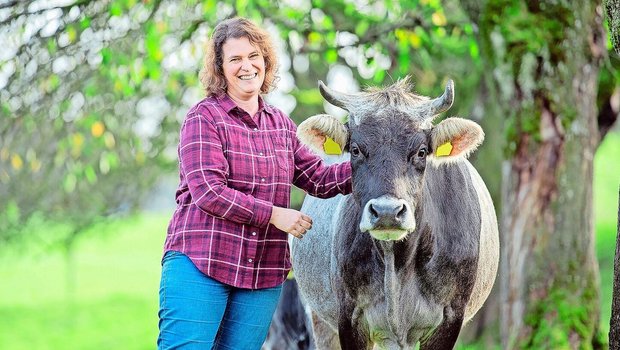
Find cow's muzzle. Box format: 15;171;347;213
359;195;416;241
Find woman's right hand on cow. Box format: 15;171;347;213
270;206;313;239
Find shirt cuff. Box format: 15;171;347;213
250;198;273;228
340;162;353;194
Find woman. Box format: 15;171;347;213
157;17;352;349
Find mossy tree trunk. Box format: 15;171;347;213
462;1;608;348
606;0;620;55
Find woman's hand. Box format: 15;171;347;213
269;206;313;239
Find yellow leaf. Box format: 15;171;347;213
91;121;105;137
104;132;116;149
31;159;42;173
67;26;77;43
72;133;84;147
408;32;421;48
135;151;145;164
308;32;321;44
431;12;447;26
11;154;23;170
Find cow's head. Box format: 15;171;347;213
297;77;484;241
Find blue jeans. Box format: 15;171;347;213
157;251;283;350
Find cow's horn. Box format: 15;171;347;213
430;79;454;115
318;80;353;112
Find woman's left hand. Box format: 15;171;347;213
269;206;313;239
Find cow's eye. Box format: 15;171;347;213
350;143;361;157
417;147;427;158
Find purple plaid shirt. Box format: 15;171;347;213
164;94;352;289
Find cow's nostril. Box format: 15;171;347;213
396;205;406;219
369;204;379;219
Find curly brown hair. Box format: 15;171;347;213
199;17;279;97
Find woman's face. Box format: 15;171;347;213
221;36;266;101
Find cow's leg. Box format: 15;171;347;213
337;301;369;350
419;305;465;350
310;312;340;350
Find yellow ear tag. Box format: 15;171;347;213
323;137;342;155
435;142;453;157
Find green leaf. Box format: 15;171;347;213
236;0;249;16
101;47;112;64
110;2;122;16
64;173;77;193
373;69;385;83
80;17;91;30
293;89;323;105
355;21;370;37
84;82;98;97
85;165;97;184
47;39;57;55
469;39;479;59
325;49;338;63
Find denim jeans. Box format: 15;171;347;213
157;250;283;350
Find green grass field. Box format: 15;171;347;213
0;214;167;350
0;132;618;350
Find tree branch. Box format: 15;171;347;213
0;0;96;25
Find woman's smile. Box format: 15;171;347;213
222;37;265;100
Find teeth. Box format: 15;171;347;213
239;73;257;80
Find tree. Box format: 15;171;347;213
0;0;196;249
461;1;618;348
607;0;620;55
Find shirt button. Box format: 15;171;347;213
261;178;265;182
259;152;263;156
251;232;257;236
253;128;258;131
248;258;253;263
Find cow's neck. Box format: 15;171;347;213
377;241;401;335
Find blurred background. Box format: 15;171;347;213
1;0;619;349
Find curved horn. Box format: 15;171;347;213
430;79;454;115
318;80;354;112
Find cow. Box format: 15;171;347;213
289;77;499;350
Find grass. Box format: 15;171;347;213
0;132;618;350
0;213;168;350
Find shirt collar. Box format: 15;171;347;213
216;94;275;117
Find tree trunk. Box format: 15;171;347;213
606;0;620;55
469;1;607;348
610;189;620;348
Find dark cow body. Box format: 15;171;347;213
290;78;499;350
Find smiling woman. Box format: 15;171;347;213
156;17;353;350
221;37;266;115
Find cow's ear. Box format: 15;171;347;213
429;117;484;164
297;114;349;156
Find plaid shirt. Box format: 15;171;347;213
164;94;352;289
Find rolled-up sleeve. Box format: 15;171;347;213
179;113;273;227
